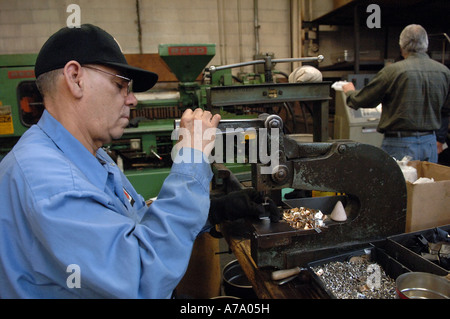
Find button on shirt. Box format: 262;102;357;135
0;110;212;298
345;53;450;133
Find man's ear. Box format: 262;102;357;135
63;61;84;99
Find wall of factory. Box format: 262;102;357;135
0;0;296;76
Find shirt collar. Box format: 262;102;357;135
37;110;108;189
407;52;429;59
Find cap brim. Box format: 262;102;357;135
104;62;159;93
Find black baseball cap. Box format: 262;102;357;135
35;24;158;92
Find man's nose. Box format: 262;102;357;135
126;92;138;107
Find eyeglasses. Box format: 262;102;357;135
83;65;133;96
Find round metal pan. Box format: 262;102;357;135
222;260;257;299
396;272;450;299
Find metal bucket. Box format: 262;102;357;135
222;260;257;299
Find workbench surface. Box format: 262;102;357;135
221;223;329;299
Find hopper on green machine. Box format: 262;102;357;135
157;44;216;108
158;44;215;84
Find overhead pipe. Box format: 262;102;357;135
254;0;260;55
135;0;143;54
237;0;244;72
217;0;225;65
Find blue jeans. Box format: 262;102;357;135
381;133;438;163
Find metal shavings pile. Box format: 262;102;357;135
311;257;397;299
282;207;327;230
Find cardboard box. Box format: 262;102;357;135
405;161;450;232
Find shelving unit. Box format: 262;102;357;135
305;0;450;73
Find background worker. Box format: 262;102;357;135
343;24;450;163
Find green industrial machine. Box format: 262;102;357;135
0;54;42;160
113;43;271;198
0;46;329;200
0;46;257;199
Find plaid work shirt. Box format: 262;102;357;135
345;53;450;136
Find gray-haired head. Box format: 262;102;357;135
399;24;429;54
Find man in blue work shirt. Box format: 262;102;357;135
0;24;222;298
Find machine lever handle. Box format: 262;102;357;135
151;150;162;160
208;55;324;74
